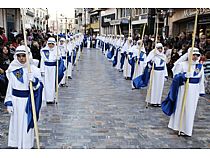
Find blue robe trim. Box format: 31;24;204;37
4;101;13;107
161;73;186;116
160;59;164;65
193;64;202;76
32;78;39;87
112;48;119;67
58;58;66;84
12;89;30;97
12;68;24;83
132;64;151;89
42;50;50;59
44;61;56;66
120;53;125;69
138;52;145;64
107;47;115;59
25;82;44;132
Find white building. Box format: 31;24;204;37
25;8;35;29
34;8;48;30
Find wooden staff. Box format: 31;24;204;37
133;23;146;79
65;19;68;82
125;15;132;79
56;12;59;104
178;9;199;136
21;8;40;149
145;14;159;108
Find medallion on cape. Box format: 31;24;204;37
12;68;24;83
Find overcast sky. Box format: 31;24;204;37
48;8;75;21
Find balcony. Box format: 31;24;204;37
26;10;35;17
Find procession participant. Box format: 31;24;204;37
4;45;43;149
165;47;205;136
66;36;74;79
145;43;168;106
116;35;125;71
112;35;121;67
40;37;64;104
123;37;133;80
131;40;147;89
59;37;68;86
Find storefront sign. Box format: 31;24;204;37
110;20;121;25
184;8;210;17
101;14;115;27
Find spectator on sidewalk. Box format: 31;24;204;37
0;46;13;101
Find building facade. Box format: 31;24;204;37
34;8;48;30
168;8;210;38
0;8;21;38
75;8;83;34
101;9;116;35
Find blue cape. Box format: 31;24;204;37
58;58;66;84
161;73;186;116
132;64;151;89
112;48;119;67
25;82;44;132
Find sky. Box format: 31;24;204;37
48;8;75;21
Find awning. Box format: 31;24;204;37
90;11;99;16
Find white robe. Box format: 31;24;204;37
123;43;132;78
168;61;205;136
131;46;147;88
67;42;74;77
115;39;123;70
59;44;67;85
87;37;91;48
40;46;60;102
145;50;168;104
5;65;42;149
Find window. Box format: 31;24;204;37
126;8;130;17
132;9;136;17
121;8;125;17
135;8;139;16
117;9;121;19
142;8;148;14
75;19;78;24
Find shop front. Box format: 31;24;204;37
169;8;210;38
101;13;115;35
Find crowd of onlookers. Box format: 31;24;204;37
0;27;51;101
1;28;210;101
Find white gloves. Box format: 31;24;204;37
7;106;13;114
28;72;35;82
185;72;191;78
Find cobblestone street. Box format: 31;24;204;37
0;48;210;149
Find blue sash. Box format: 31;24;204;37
44;61;56;66
12;89;30;97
